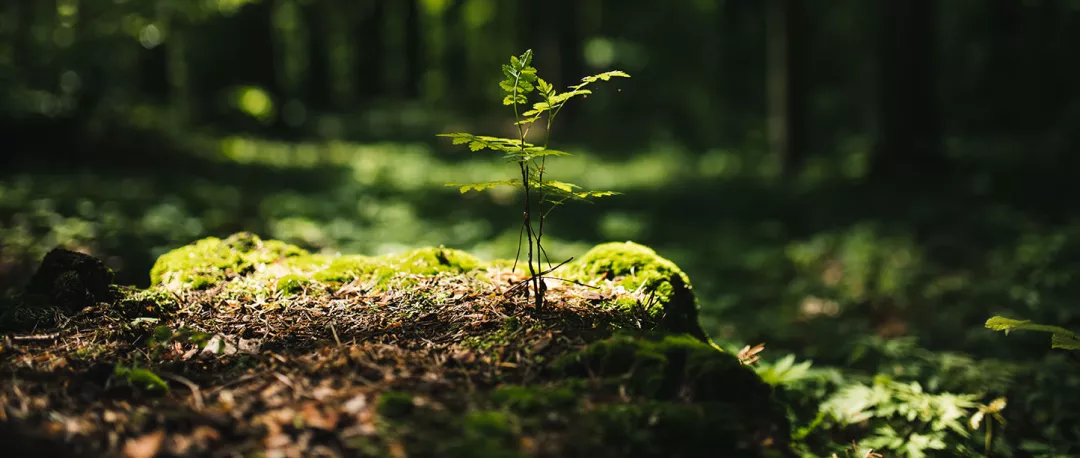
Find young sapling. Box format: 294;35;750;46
439;49;629;311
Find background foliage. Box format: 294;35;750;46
3;0;1080;456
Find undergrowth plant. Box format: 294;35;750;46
985;316;1080;352
439;49;629;310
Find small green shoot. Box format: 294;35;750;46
439;49;629;310
113;364;170;394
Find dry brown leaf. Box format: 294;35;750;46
300;401;339;430
123;430;165;458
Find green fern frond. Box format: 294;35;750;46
986;315;1080;350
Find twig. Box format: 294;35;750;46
206;372;266;394
330;324;342;347
502;257;577;297
10;332;61;342
158;371;205;411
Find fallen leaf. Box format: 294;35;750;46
123;430;165;458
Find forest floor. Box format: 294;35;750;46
0;241;790;458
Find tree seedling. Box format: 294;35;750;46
439;49;629;311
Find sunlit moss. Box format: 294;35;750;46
390;246;480;275
310;255;377;283
274;273;308;295
559;241;710;341
150;232;308;291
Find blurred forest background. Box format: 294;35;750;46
3;0;1080;455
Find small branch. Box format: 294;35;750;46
542;275;600;290
330;324;342;347
158;371;205;411
10;332;61;342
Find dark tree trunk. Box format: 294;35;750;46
302;1;331;111
557;0;583;89
555;0;583;135
356;0;385;100
766;0;807;179
871;0;945;180
404;0;423;99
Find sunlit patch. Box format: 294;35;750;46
229;86;275;122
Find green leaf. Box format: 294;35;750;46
438;133;533;153
522;102;551;118
114;364;169;393
503;94;528;106
548;89;592;107
578;70;631;84
542;179;579;193
987;315;1080;351
447;180;521;193
985;316;1076;336
506;147;572;161
537;78;554;96
1052;333;1080;350
984;316;1030;331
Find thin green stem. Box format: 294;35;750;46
510;66;542;310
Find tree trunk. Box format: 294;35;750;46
766;0;807;180
302;1;331;111
325;1;355;109
356;0;385;100
871;0;944;180
404;0;423;99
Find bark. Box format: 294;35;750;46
766;0;807;179
871;0;945;179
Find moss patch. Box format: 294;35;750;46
151;232;482;295
274;273;309;295
310;254;376;283
559;242;710;342
150;232;308;290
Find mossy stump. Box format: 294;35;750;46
0;233;794;458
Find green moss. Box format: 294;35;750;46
275;274;309;295
310;255;377;283
549;333;793;457
377;390;416;419
443;410;525;458
150;232;309;290
464;316;521;351
112;286;178;318
609;295;644;314
0;300;63;332
490;384;580;414
313;246;480;288
560;242;710;341
571;401;766;458
387;246;481;277
556;333;772;403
